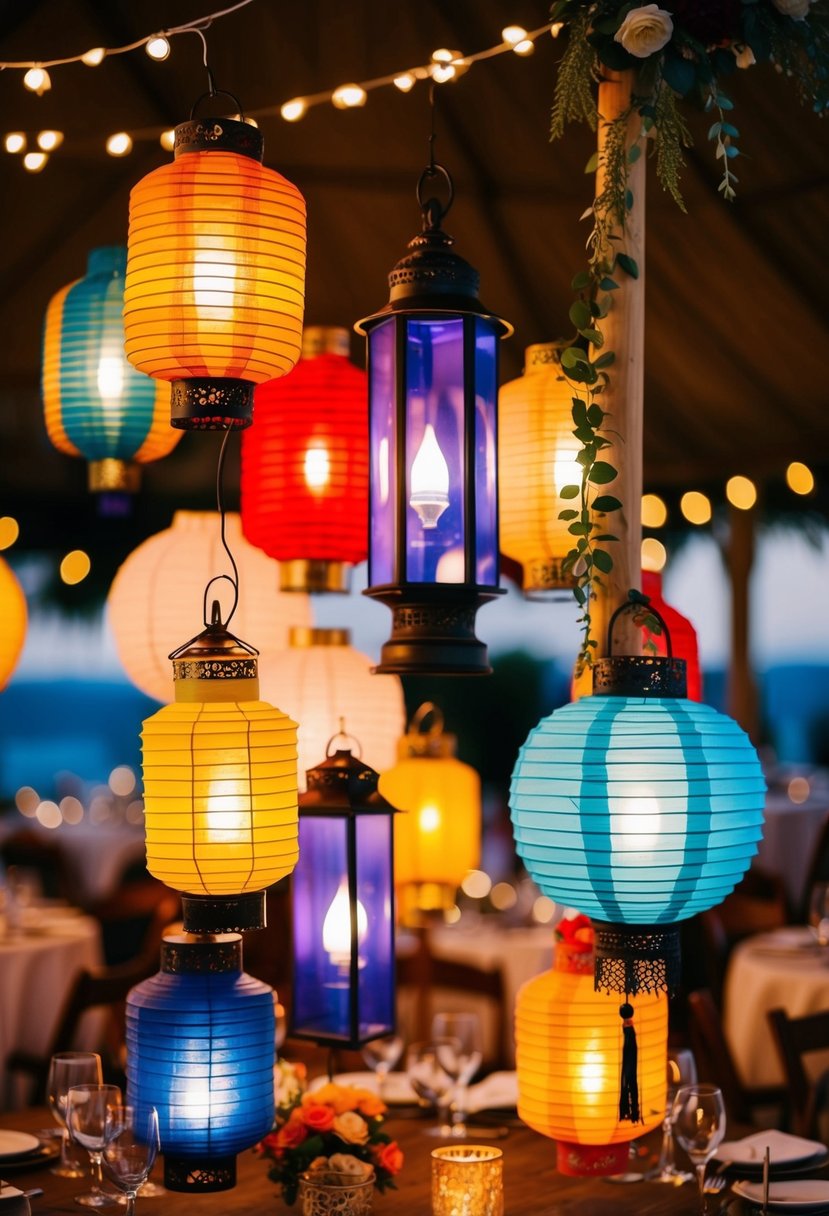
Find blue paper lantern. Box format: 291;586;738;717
126;933;275;1193
291;744;396;1048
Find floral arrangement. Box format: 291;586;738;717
255;1076;404;1206
555;913;595;951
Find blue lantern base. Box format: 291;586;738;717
164;1154;236;1193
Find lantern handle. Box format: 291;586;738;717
410;701;445;737
189;86;246;122
416;163;454;229
325;718;364;759
606;590;672;659
201;576;239;630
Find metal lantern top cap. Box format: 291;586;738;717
397;702;457;760
301;745;395;813
593;595;687;699
174;102;263;162
355;163;511;333
169;604;259;683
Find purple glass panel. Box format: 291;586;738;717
355;813;394;1037
474;320;499;587
405;318;465;584
368;320;396;587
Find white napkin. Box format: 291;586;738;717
718;1128;826;1166
0;1185;30;1216
466;1072;518;1113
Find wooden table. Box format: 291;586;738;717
1;1106;739;1215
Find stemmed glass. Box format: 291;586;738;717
431;1013;483;1138
47;1051;103;1178
102;1107;160;1216
65;1083;123;1207
362;1034;404;1099
671;1084;727;1215
406;1040;458;1137
647;1048;697;1182
808;881;829;956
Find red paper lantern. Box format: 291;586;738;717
241;327;367;593
641;570;702;701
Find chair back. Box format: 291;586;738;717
801;812;829;922
768;1006;829;1137
688;988;754;1122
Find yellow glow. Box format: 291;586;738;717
145;35;171;61
23;152;47;173
788;776;810;804
551;21;564;36
579;1050;606;1097
322;876;367;966
0;517;20;549
410;424;450;528
97;354;125;401
193;250;237;316
60;550;91;585
461;869;492;899
419;805;441;832
180;1081;212;1122
5;133;25;154
37;130;63;151
513;39;535;55
159;129;176;151
641;537;667;572
786;461;814;496
82;47;106;67
23;67;50;94
332;84;367;109
502;25;527;44
109;766;136;797
680;490;712;526
611;794;663;852
15;786;39;816
553;450;581;495
36;800;62;829
641;493;667;528
444;904;461;924
60;796;84;824
430;63;456;83
281;98;307;122
726;475;757;510
532;895;556;924
491;881;517;911
304;444;330;492
106;132;133;157
393;73;416;92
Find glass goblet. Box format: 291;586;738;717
406;1039;458;1137
102;1107;160;1216
66;1083;123;1208
431;1013;484;1138
361;1034;404;1099
647;1047;697;1183
671;1084;726;1215
47;1051;103;1178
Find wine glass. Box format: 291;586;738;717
431;1012;483;1137
65;1083;123;1207
102;1107;160;1216
406;1040;458;1137
647;1047;697;1182
671;1084;726;1215
47;1051;103;1178
361;1034;404;1098
808;882;829;955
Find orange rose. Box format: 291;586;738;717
300;1102;336;1133
332;1112;369;1145
306;1084;359;1115
275;1118;308;1153
255;1131;281;1156
355;1091;386;1119
374;1141;403;1175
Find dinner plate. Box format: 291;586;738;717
717;1130;827;1169
0;1140;60;1173
0;1132;40;1160
733;1179;829;1211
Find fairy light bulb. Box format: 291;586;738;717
5;133;25;154
37;130;63;151
322;876;367;968
280;98;307;122
680;490;712;526
502;25;528;44
786;461;814;495
641;493;668;528
409;424;450;528
513;38;534;55
726;475;757;511
430;62;456;83
394;73;416;92
106;132;133;157
159;129;175;151
641;536;667;572
145;35;171;61
23;67;51;94
82;47;106;67
23;151;47;172
332;84;367;109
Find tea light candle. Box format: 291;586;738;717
431;1146;504;1216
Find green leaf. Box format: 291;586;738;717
725;145;740;159
580;328;603;346
594;533;619;541
573;424;595;444
599;277;619;291
593;351;615;369
571;398;588;426
568;521;590;536
561;346;588;370
592;494;622;512
586;404;604;426
616;252;639;279
721;122;740;137
625;189;634;211
628;143;642;164
573;586;587;606
587;461;618;485
593;548;613;574
583;151;599;174
558;509;579;521
571;270;591;291
707;121;722;140
717;93;735;111
560;484;580;499
569;300;592;330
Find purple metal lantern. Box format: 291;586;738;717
290;743;396;1048
355;164;511;675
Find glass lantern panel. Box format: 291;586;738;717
368;319;396;587
474;319;499;587
404;317;465;584
354;812;395;1038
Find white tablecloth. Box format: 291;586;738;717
723;926;829;1088
0;908;103;1110
0;819;146;906
754;796;829;910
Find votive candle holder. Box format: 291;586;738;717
431;1145;504;1216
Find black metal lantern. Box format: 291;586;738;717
290;740;396;1048
355;165;511;675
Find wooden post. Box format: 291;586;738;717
726;502;760;742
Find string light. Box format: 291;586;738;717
641;493;667;528
106;132;133;156
60;549;91;584
786;460;815;495
23;66;50;94
145;35;171;61
37;130;63;151
393;73;416;92
23;151;47;172
331;83;367;109
641;536;667;572
0;517;20;549
81;47;106;67
159;129;175;150
502;26;534;54
726;474;757;511
280;99;307;121
4;133;25;154
680;490;713;526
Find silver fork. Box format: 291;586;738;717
703;1174;727;1195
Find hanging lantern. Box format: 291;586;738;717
107;511;311;704
499;342;580;597
510;599;765;993
140;609;299;932
641;570;702;701
124;112;306;430
241;327;368;593
515;928;667;1177
258;626;405;791
42;245;180;495
126;932;275;1192
355;165;511;675
291;741;396;1047
378;703;481;923
0;556;27;690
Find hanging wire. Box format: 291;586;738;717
200;427;240;629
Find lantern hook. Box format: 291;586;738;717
605;591;672;659
410;701;445;738
325;718;364;759
202;577;238;629
416;163;454;230
189;85;246;122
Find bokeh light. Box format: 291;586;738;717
680;490;712;526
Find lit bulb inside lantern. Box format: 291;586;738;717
553;450;581;495
180;1080;212;1122
193;250;237;318
203;783;248;843
304;444;330;492
410;424;450;528
97;353;125;401
610;793;665;853
322;876;367;967
579;1050;605;1099
419;805;441;833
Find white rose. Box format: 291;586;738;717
733;44;756;69
614;5;674;58
771;0;811;17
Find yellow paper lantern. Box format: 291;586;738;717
516;937;667;1176
378;704;480;920
499;342;580;596
258;627;405;790
123;116;306;431
107;511;311;703
0;556;27;690
141;615;299;929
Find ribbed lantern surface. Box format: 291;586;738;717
510;696;765;924
0;556;27;690
42;245;178;490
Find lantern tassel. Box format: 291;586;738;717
618;1001;641;1123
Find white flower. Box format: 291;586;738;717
733;44;756;69
614;5;674;58
771;0;812;17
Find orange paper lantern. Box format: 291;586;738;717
124;117;306;430
0;556;27;690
